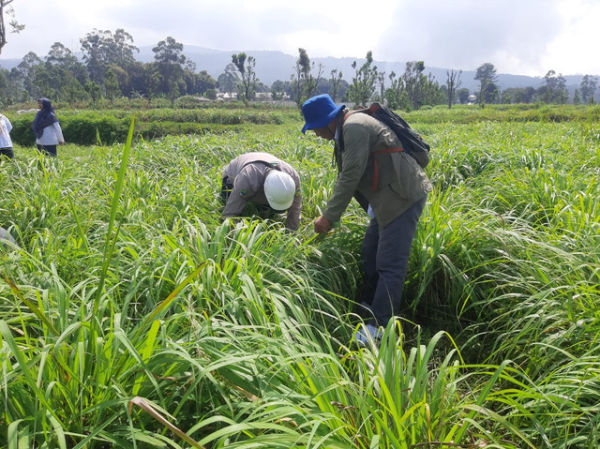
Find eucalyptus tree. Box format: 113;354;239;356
217;63;240;95
291;48;322;108
475;62;498;107
81;28;138;85
183;69;216;96
153;36;187;101
231;52;257;105
384;71;409;110
401;61;442;110
16;51;41;98
446;69;462;109
347;51;378;106
536;70;568;104
0;68;14;104
329;69;343;102
457;87;470;104
36;42;88;102
45;42;89;87
580;75;597;104
270;79;291;100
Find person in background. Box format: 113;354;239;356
221;151;302;232
0;113;14;159
31;98;64;157
301;94;432;345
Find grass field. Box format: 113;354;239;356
1;105;599;448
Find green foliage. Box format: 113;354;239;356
6;108;292;146
291;48;322;108
231;52;257;105
347;51;379;106
0;105;599;448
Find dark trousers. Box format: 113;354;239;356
360;197;427;326
220;176;233;204
0;147;14;159
37;144;57;157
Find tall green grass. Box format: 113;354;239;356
1;108;599;448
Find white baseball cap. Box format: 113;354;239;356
264;170;296;211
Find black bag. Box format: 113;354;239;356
351;103;431;168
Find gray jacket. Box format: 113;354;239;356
223;152;302;231
324;112;432;228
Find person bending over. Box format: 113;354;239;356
221;151;302;232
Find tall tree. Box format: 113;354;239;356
0;0;23;55
270;80;290;100
475;63;497;108
79;29;112;84
445;69;462;109
475;63;497;105
46;42;89;87
537;70;568;104
501;87;536;104
231;52;257;105
16;51;41;98
384;71;409;110
580;75;597;104
457;88;470;104
184;69;216;96
347;51;379;106
217;63;240;94
152;36;187;101
329;69;343;102
401;61;441;110
376;71;386;103
81;29;139;84
291;48;322;108
112;28;138;68
103;68;120;101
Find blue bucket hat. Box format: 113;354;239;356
301;94;344;134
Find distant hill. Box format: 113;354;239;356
0;45;590;94
135;46;587;94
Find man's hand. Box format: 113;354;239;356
314;216;332;234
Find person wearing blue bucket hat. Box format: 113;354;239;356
301;94;344;135
301;93;432;345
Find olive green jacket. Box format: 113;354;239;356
323;112;432;228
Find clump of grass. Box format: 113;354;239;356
1;107;599;448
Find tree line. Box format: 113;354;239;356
0;27;597;110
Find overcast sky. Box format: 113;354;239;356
1;0;599;76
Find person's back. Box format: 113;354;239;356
326;111;431;229
32;98;64;157
221;152;302;231
223;152;283;179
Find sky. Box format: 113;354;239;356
1;0;599;77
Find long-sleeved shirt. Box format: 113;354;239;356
222;152;302;231
0;115;13;148
325;112;432;228
36;122;64;146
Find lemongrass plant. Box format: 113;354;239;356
0;109;598;448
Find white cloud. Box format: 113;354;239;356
538;0;600;75
375;0;564;75
1;0;599;76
